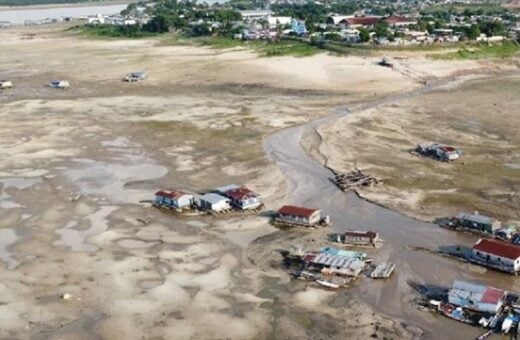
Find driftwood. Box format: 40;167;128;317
332;169;380;192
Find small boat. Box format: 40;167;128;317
371;262;395;278
430;300;477;325
316;279;340;289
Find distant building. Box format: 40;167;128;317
448;280;506;313
291;19;307;35
342;16;382;28
267;16;292;28
384;15;418;27
197;193;231;212
239;10;273;22
155;190;193;209
472;238;520;272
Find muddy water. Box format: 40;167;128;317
263;77;520;339
0;228;20;269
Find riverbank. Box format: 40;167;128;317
312;67;520;223
0;0;129;10
1;23;519;339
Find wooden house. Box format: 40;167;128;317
154;190;193;209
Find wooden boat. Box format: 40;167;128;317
431;300;479;325
371;262;395;279
316;279;340;289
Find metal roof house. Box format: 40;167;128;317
448;280;506;314
276;205;326;227
302;252;365;277
197;193;231;212
320;246;367;260
154;190;193;209
472;238;520;273
223;186;262;210
452;213;501;234
340;230;379;247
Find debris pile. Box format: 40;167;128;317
331;169;380;192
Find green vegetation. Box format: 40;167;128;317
69;25;158;38
193;36;320;57
430;41;520;60
0;0;101;5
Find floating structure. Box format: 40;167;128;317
274;205;330;227
154;190;194;209
49;80;70;89
302;251;366;277
332;230;380;247
371;262;395;278
320;246;368;260
448;280;506;314
471;238;520;274
331;169;380;192
216;184;262;210
441;212;501;235
197;193;231;212
124;71;147;82
414;143;462;161
429;300;480;325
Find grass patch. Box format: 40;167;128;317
429;41;520;60
68;25;158;39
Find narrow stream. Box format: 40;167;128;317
262;76;518;339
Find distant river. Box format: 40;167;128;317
0;3;128;24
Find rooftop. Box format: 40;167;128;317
473;239;520;260
155;190;190;200
200;193;229;204
278;205;318;218
344;230;378;238
449;280;505;305
225;187;258;201
456;212;497;225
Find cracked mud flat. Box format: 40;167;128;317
1;24;517;340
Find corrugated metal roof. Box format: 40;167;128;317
344;230;378;239
215;184;240;194
200;193;229;204
450;280;505;305
278;205;318;218
225;187;259;201
155;190;191;200
456;212;496;225
473;238;520;260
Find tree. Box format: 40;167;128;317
358;27;370;43
374;22;389;38
467;24;480;40
144;14;171;33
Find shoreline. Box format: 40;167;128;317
0;0;131;11
306;67;520;225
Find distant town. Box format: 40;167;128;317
1;0;519;47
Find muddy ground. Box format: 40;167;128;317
316;73;520;223
0;24;518;339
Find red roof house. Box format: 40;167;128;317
473;239;520;260
277;205;322;226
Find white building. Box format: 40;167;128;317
267;16;292;28
197;193;231;212
472;238;520;273
239;10;273;22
